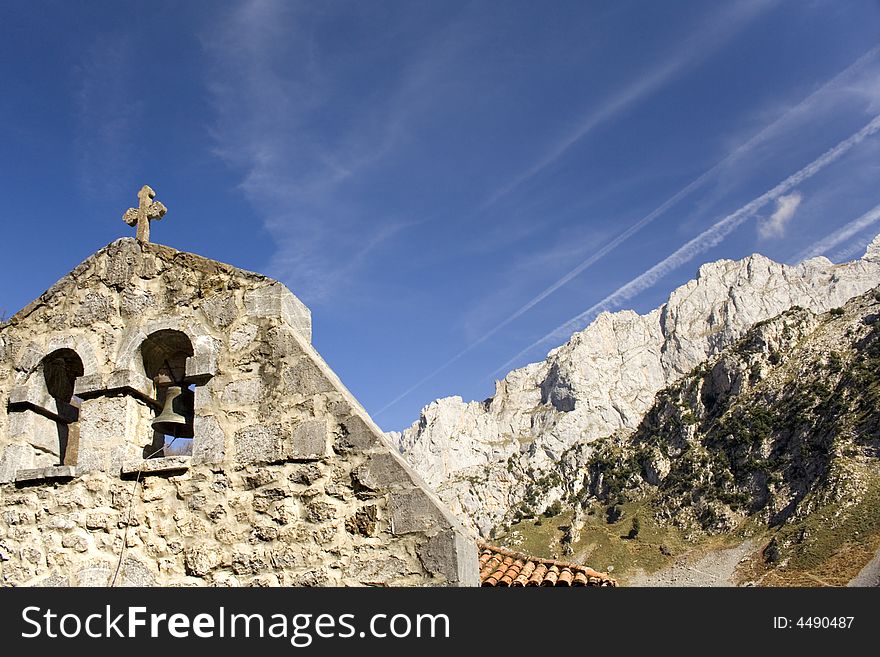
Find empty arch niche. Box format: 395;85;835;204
5;347;85;481
42;348;85;403
41;348;84;466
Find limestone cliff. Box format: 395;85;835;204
394;237;880;536
569;286;880;585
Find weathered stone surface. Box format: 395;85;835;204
15;465;75;483
202;294;239;329
221;378;263;406
389;489;451;535
77;396;152;474
229;324;258;352
354;453;414;492
0;444;33;484
345;505;378;537
104;369;154;398
120;456;190;476
244;283;312;343
347;552;412;585
117;556;155;587
289;419;329;460
192;414;225;465
234;424;283;464
70;292;114;327
185;544;223;577
7;411;64;466
120;288;154;317
337;415;379;454
36;573;70;587
396;236;880;535
417;529;480;586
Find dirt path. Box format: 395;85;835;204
627;539;758;587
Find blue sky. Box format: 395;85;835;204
1;1;879;431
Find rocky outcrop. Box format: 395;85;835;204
581;286;880;584
395;236;880;536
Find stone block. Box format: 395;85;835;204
288;419;330;460
77;395;153;473
202;293;239;329
354;453;415;491
336;415;379;454
36;573;71;587
281;357;334;395
8;383;52;410
188;335;220;382
8;384;79;423
117;557;156;587
73;373;105;397
73;561;114;586
192;414;226;465
347;552;411;585
221;378;263;405
417;529;480;586
103;239;140;288
8;410;65;464
104;369;154;400
388;489;451;535
229;323;258;352
70;292;113;327
121;288;155;318
0;444;33;484
345;505;378;537
61;531;90;553
244;282;312;343
120;456;191;477
15;465;76;483
234;424;283;464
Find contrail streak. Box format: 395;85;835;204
493;113;880;377
482;0;777;208
791;201;880;263
375;46;880;419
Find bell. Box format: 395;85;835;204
152;385;194;438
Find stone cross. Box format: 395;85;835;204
122;185;167;244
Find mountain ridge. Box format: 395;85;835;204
393;236;880;537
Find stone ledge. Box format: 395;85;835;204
15;465;77;483
75;369;157;406
8;385;79;423
121;456;191;477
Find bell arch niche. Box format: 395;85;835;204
6;348;84;479
140;329;195;458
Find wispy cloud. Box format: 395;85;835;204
374;45;880;417
492;113;880;376
758;192;802;240
792;200;880;263
73;36;142;199
202;0;440;301
481;0;776;208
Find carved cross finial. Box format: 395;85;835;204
122;185;167;243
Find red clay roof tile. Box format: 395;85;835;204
477;543;617;587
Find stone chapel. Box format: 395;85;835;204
0;186;478;586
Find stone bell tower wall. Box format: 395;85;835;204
0;238;478;586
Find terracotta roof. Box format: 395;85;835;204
478;543;617;587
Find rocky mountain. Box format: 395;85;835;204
517;285;880;585
393;236;880;537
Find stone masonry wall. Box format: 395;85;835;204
0;238;477;586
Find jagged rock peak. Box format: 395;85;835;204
394;234;880;536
